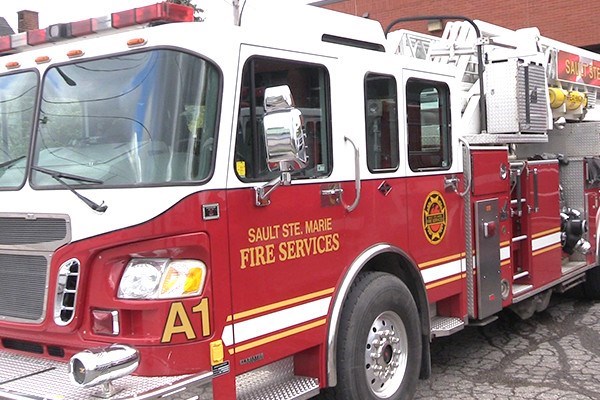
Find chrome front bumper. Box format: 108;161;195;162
0;349;213;400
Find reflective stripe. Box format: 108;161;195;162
532;232;561;251
421;258;464;284
221;296;331;346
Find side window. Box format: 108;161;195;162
365;73;399;172
235;57;331;182
406;78;451;171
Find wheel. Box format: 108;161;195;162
331;271;422;400
583;265;600;299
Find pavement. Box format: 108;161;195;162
415;292;600;399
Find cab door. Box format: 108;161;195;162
402;72;468;320
224;46;344;371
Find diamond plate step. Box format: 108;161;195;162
0;349;213;400
236;357;319;400
561;261;586;276
431;316;465;338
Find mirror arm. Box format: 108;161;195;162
341;136;361;212
255;171;292;207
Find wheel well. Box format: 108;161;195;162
326;246;431;388
366;252;430;340
365;252;431;379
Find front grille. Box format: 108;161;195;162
0;253;47;321
0;213;70;323
0;217;68;246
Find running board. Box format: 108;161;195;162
555;273;586;293
513;271;529;280
431;316;465;337
236;357;319;400
512;283;533;297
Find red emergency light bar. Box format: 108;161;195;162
70;19;96;37
0;36;11;53
0;2;194;58
27;29;47;46
112;2;194;29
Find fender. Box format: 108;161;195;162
326;243;430;386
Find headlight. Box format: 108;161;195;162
118;258;207;299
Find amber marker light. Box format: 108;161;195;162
127;38;147;47
35;55;51;64
67;49;84;58
5;61;20;69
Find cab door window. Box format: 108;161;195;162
406;78;451;171
235;57;331;182
365;73;399;172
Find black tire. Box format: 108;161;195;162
583;265;600;299
330;271;422;400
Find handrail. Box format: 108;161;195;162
342;136;361;212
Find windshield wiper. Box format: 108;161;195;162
0;155;26;169
31;166;108;213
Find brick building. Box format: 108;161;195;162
317;0;600;52
17;10;38;33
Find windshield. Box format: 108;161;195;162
32;49;220;187
0;71;37;189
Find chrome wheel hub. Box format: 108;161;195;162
364;310;408;398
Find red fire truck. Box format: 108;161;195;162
0;1;599;399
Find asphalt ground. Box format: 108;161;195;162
415;291;600;399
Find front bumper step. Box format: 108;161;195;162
0;349;213;400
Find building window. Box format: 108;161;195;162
365;73;399;172
235;56;331;182
406;78;451;171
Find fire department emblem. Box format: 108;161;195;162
423;191;447;244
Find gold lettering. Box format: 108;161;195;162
278;242;288;262
248;228;257;244
240;248;251;269
247;225;280;243
282;222;302;238
305;218;333;234
161;302;196;343
192;298;211;337
332;233;340;251
240;244;276;268
295;239;307;258
317;235;326;254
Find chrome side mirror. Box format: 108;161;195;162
255;85;307;207
262;85;307;172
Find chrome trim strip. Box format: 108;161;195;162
54;258;80;326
